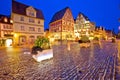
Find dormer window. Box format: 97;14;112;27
26;6;36;17
10;20;13;23
4;18;8;22
29;12;35;17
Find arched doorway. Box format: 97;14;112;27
6;38;13;47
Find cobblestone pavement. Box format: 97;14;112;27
0;41;118;80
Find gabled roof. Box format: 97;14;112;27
12;0;44;19
78;12;90;21
0;14;12;24
50;7;69;23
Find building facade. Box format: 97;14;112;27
94;26;107;40
74;13;95;40
0;15;13;47
11;0;44;45
49;7;74;40
105;29;113;40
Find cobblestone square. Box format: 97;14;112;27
0;41;119;80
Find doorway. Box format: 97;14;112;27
6;39;12;47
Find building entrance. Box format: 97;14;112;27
6;39;13;47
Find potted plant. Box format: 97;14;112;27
93;37;99;44
31;37;50;54
31;37;53;62
78;36;90;48
111;37;116;43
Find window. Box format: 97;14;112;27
22;38;25;42
10;20;13;23
3;25;11;29
21;26;25;31
29;18;34;23
3;25;6;29
4;18;8;22
4;31;7;35
29;12;35;17
38;20;40;24
31;12;34;16
20;16;24;21
8;25;10;29
38;28;41;32
29;27;35;31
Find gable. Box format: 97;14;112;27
76;14;89;24
50;7;67;23
26;6;36;12
62;8;74;22
26;6;36;17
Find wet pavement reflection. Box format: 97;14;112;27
0;41;119;80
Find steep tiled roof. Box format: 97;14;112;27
50;7;69;23
12;0;44;19
0;14;12;24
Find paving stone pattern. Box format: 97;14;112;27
0;42;118;80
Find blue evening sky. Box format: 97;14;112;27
0;0;120;33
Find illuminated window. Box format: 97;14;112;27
4;18;8;22
4;31;7;34
10;20;13;23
